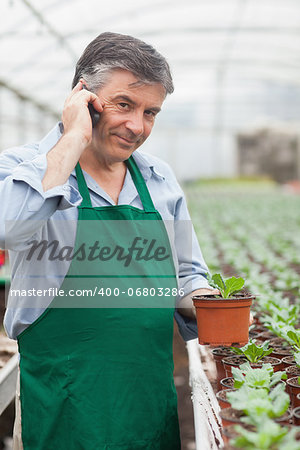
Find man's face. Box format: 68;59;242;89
91;69;166;162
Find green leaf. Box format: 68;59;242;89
271;391;290;418
231;418;288;449
206;273;226;296
227;385;260;412
206;273;246;298
244;367;271;389
287;329;300;351
223;276;245;298
232;366;247;388
231;340;274;363
270;370;287;387
232;361;287;392
294;352;300;368
246;398;273;417
280;429;300;450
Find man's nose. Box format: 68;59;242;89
125;113;144;136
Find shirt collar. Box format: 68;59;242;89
131;150;165;182
38;122;165;182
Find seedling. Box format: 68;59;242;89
292;351;300;366
293;352;300;386
206;272;245;298
262;304;300;329
227;383;290;420
232;362;287;390
286;328;300;352
261;316;286;338
231;417;299;450
231;340;274;364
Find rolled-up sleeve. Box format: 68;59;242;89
0;146;81;250
11;153;81;211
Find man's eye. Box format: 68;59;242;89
145;110;155;117
119;103;129;109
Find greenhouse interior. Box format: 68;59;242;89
0;1;300;449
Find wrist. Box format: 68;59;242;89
42;132;88;191
61;130;90;151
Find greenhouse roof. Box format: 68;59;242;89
2;0;300;113
1;0;300;175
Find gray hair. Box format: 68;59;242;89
72;32;174;95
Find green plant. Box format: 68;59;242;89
294;352;300;367
293;352;300;386
232;362;287;390
228;363;295;449
262;304;300;331
286;328;300;352
231;340;274;364
261;316;286;338
227;383;290;420
231;417;300;450
206;272;245;298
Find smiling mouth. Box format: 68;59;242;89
114;135;136;145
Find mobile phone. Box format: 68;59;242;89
82;84;100;128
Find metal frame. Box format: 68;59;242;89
0;353;18;416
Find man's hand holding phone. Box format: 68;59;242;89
81;84;101;128
61;81;104;147
42;82;103;192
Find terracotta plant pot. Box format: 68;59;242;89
248;331;260;340
222;423;299;447
257;330;277;341
286;377;300;408
192;294;254;346
293;406;300;426
270;347;293;360
220;407;292;428
282;355;296;368
275;409;293;426
216;389;236;409
212;347;236;390
269;337;293;349
286;365;300;379
222;355;247;378
222;355;282;378
219;407;244;428
222;424;256;445
220;377;235;390
252;325;268;334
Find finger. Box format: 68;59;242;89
72;81;85;94
78;81;104;113
90;95;104;114
63;82;84;106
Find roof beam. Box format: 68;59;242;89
20;0;77;61
0;79;59;118
60;26;300;41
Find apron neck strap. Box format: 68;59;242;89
126;156;156;212
75;163;92;207
75;156;156;212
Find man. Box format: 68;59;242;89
1;32;215;449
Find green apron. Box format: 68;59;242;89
17;156;181;449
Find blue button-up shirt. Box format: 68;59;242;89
0;123;210;340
